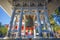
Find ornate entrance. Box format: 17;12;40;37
7;0;54;39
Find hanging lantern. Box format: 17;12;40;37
15;25;18;30
25;32;28;35
21;25;24;30
25;27;28;35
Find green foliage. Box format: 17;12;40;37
55;9;59;14
49;14;60;32
0;26;8;36
49;14;56;25
53;24;60;31
25;16;34;27
55;8;60;15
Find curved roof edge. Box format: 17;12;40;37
0;5;11;17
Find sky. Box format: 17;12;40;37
53;14;60;26
0;7;10;25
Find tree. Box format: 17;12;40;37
55;7;60;15
0;26;8;37
25;15;34;27
49;14;60;32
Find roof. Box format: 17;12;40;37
0;0;60;16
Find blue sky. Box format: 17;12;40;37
0;7;10;25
